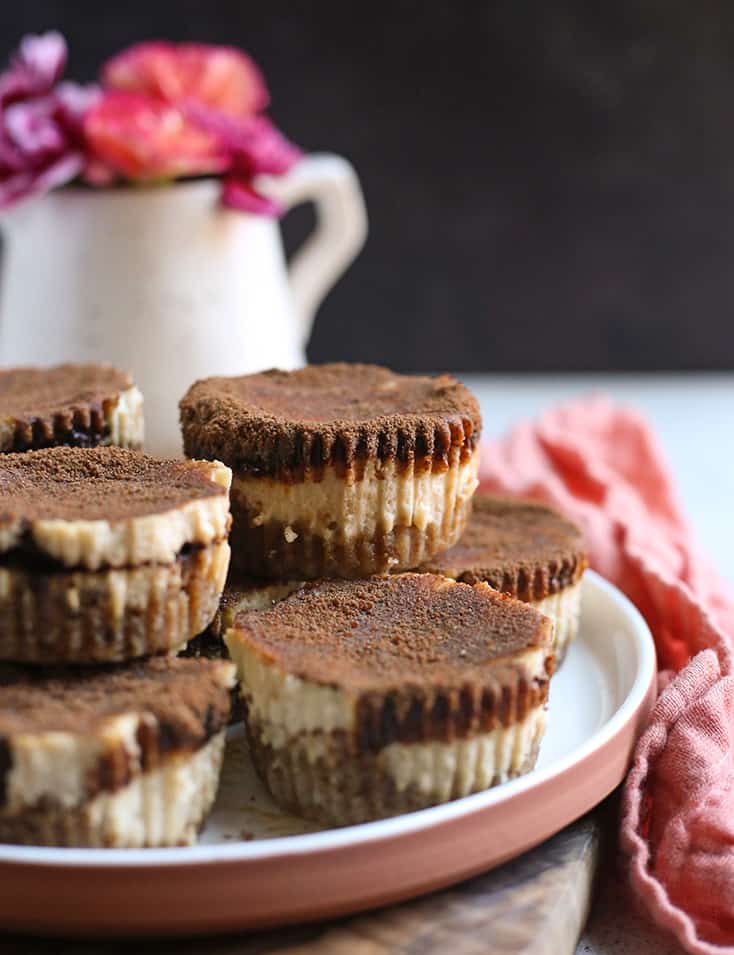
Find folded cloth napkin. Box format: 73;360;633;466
479;394;734;954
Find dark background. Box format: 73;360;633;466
2;1;734;371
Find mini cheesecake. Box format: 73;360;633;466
0;657;234;847
0;364;144;452
0;447;231;663
417;495;587;663
180;364;481;579
225;574;553;826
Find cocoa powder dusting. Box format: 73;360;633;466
0;656;233;741
0;446;226;525
0;364;133;452
0;364;130;419
180;363;482;477
229;573;551;693
417;494;588;600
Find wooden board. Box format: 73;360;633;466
0;814;600;955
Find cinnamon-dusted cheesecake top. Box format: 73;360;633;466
180;363;481;477
0;657;234;742
418;495;587;600
0;447;226;523
0;364;136;452
0;447;231;569
228;573;551;694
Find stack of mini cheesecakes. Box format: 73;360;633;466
0;365;234;847
0;361;588;844
181;363;587;826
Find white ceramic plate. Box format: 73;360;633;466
0;570;656;937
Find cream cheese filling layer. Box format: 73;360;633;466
378;706;547;797
77;731;225;847
226;632;549;745
226;633;354;739
1;731;226;848
531;578;582;660
0;460;232;570
106;384;144;448
231;449;480;542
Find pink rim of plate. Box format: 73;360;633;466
0;570;656;937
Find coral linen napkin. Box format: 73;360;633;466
479;395;734;954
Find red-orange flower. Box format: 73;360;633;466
102;41;268;118
83;91;228;181
93;41;300;211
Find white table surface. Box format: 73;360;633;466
462;373;734;589
460;373;734;954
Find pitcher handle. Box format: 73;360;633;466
258;153;368;347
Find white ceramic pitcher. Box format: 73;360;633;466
0;154;367;456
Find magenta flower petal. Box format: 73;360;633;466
4;96;65;158
55;81;101;134
103;41;269;118
0;132;26;172
234;115;301;175
0;32;67;106
0;170;34;207
0;66;37;106
18;32;66;86
221;176;281;216
0;150;83;209
0;32;96;206
32;149;85;191
184;104;301;175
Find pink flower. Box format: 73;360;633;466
100;41;300;213
83;91;229;182
102;41;268;118
184;106;300;176
184;104;301;212
0;32;99;208
220;179;281;216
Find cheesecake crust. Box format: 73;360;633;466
0;447;231;569
245;711;545;826
180;363;481;479
227;501;474;580
417;494;587;601
0;364;142;452
228;573;553;747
